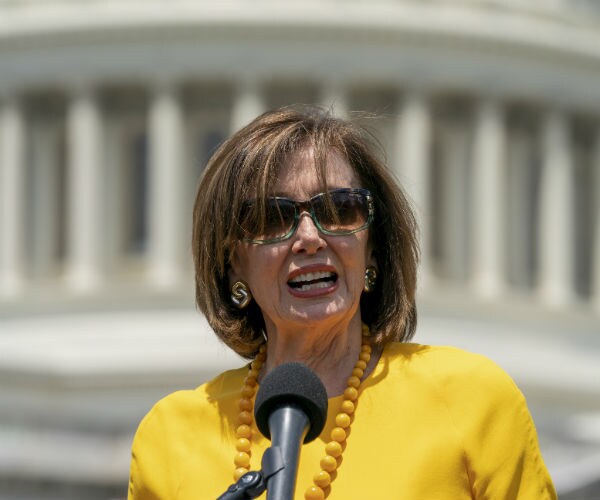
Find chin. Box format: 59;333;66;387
287;298;355;325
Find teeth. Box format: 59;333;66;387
289;271;335;284
296;281;332;292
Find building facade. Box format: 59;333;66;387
1;1;600;498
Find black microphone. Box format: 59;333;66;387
254;362;328;500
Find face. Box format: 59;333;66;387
229;147;376;336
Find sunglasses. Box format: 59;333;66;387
239;188;375;244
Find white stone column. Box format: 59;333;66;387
65;87;103;291
471;98;506;298
592;126;600;311
538;108;575;305
0;96;26;296
230;79;265;133
321;81;349;119
147;82;185;288
395;91;432;289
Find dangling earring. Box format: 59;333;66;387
364;266;377;292
231;281;252;309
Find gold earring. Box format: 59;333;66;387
231;281;252;309
364;266;377;293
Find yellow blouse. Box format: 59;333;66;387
128;343;557;499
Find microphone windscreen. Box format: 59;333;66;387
254;362;328;443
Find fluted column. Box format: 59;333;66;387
147;82;185;288
230;79;265;133
65;87;103;291
0;96;26;296
395;91;432;289
593;126;600;311
538;109;574;305
471;98;506;297
321;81;349;119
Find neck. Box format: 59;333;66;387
261;317;381;397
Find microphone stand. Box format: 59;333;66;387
216;447;285;500
217;404;308;500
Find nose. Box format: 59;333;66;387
291;212;326;254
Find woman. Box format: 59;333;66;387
128;106;556;499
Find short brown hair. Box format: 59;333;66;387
192;106;419;358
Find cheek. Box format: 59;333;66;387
338;241;370;288
244;246;287;288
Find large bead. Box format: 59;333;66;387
304;486;325;500
236;438;251;452
320;455;337;472
325;441;343;457
238;410;253;425
241;386;255;398
330;427;347;442
233;467;248;481
234;451;250;467
236;424;252;439
313;470;331;488
347;376;361;388
340;400;355;414
335;413;351;428
238;398;252;411
343;387;358;401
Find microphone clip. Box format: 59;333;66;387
216;446;285;500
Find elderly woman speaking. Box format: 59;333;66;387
128;107;556;499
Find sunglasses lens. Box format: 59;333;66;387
314;191;370;233
263;199;295;240
240;199;296;241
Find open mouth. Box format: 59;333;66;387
287;271;338;292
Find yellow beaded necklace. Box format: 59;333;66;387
233;324;372;500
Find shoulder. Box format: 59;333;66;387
380;346;557;498
382;342;525;405
384;342;515;379
134;364;248;436
128;365;248;498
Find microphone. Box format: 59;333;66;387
254;362;328;500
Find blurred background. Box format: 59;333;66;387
1;0;599;498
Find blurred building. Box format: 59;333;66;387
1;0;599;498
